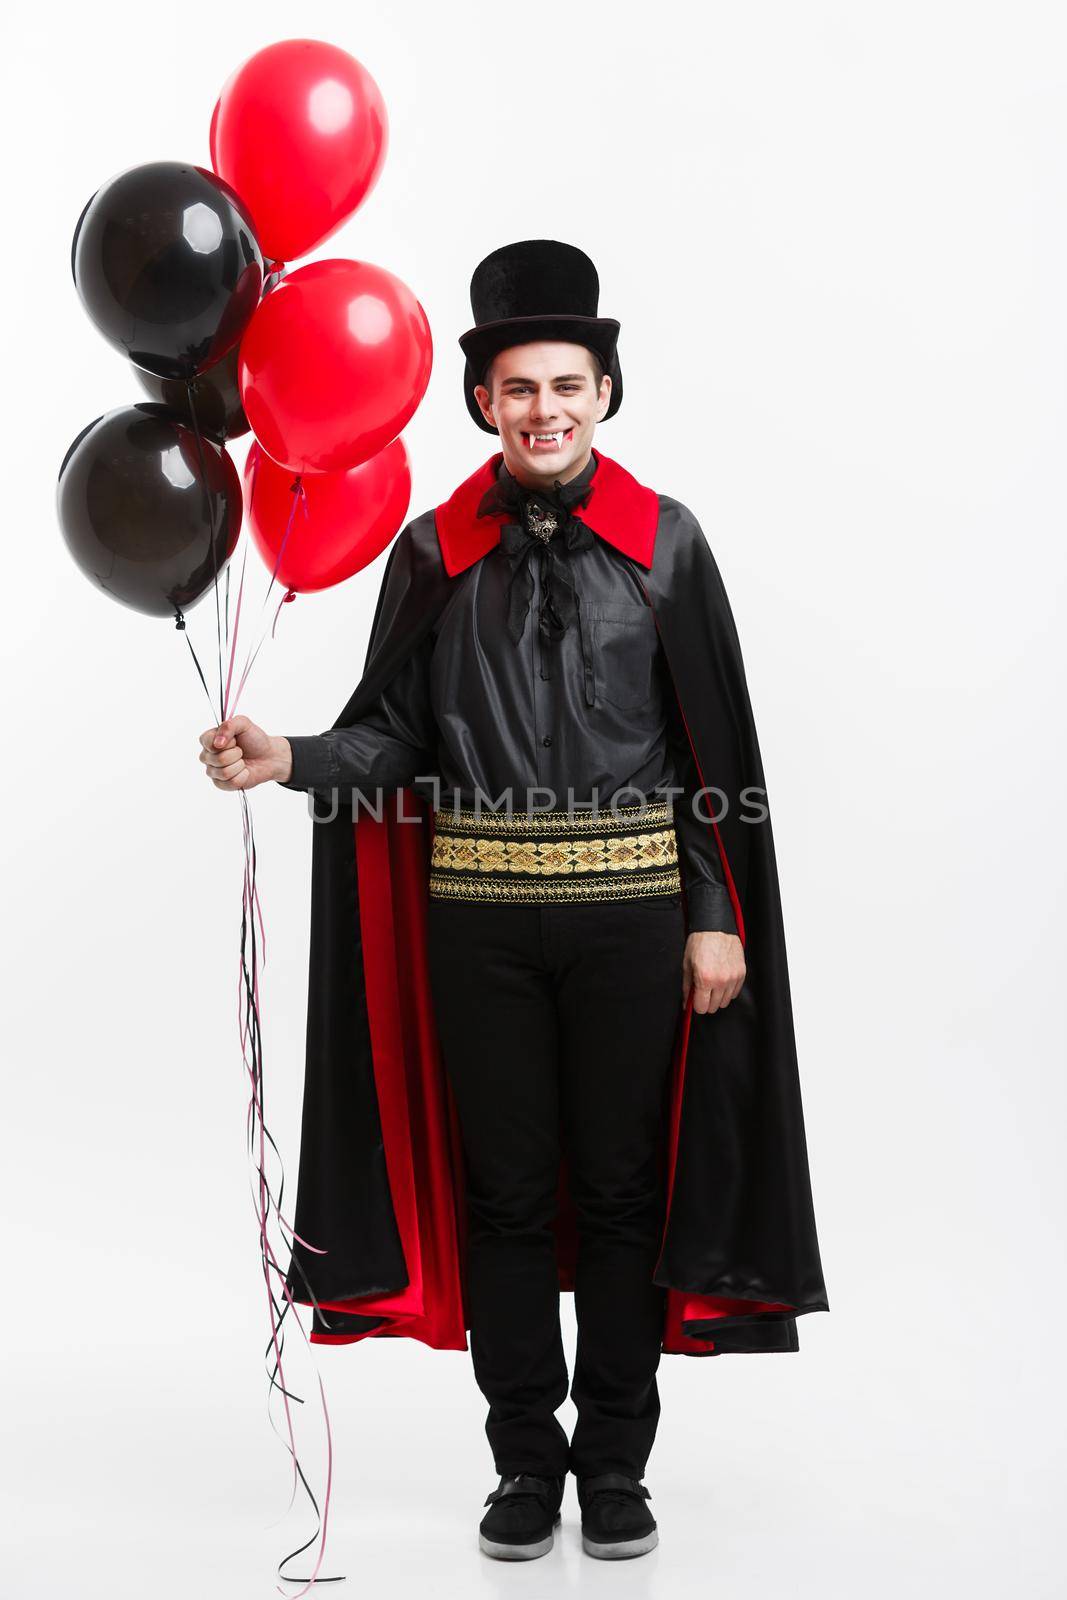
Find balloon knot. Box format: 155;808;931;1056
283;589;297;604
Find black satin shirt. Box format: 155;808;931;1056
282;453;737;933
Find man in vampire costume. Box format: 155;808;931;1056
200;239;828;1562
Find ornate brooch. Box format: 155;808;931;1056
523;502;559;543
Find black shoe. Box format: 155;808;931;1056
577;1472;659;1559
478;1472;566;1560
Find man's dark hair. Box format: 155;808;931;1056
484;346;606;395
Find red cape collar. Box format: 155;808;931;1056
434;448;660;577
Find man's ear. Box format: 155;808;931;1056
596;374;612;421
473;383;495;428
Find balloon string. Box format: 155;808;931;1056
176;425;341;1584
216;448;258;724
221;542;250;720
233;468;305;701
184;382;226;722
227;593;293;722
225;473;306;722
176;609;343;1584
239;797;341;1590
235;788;344;1590
270;589;291;642
235;809;334;1269
175;610;219;717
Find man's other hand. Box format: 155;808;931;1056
198;716;293;791
682;930;746;1014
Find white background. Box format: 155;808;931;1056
3;2;1065;1595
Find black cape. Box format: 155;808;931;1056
282;449;829;1357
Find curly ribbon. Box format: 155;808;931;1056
225;464;307;722
177;388;343;1591
236;790;345;1593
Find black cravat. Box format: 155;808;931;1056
476;464;597;704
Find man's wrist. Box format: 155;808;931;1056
271;735;293;784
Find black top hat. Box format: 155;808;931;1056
458;239;622;434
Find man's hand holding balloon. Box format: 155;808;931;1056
198;716;292;790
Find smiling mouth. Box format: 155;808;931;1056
521;429;574;450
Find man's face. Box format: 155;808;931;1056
473;341;611;489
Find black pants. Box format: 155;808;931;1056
426;892;687;1479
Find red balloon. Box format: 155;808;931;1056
244;436;412;593
238;258;433;474
210;40;387;262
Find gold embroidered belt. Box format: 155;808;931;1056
428;800;682;905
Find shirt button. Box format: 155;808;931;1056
542;735;553;748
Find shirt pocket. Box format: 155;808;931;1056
588;602;660;711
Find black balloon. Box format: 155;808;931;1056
131;344;249;441
72;162;264;381
127;261;289;439
57;405;242;618
70;190;97;282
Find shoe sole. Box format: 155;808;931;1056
480;1512;561;1560
582;1528;659;1559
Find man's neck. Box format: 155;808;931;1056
499;447;596;497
